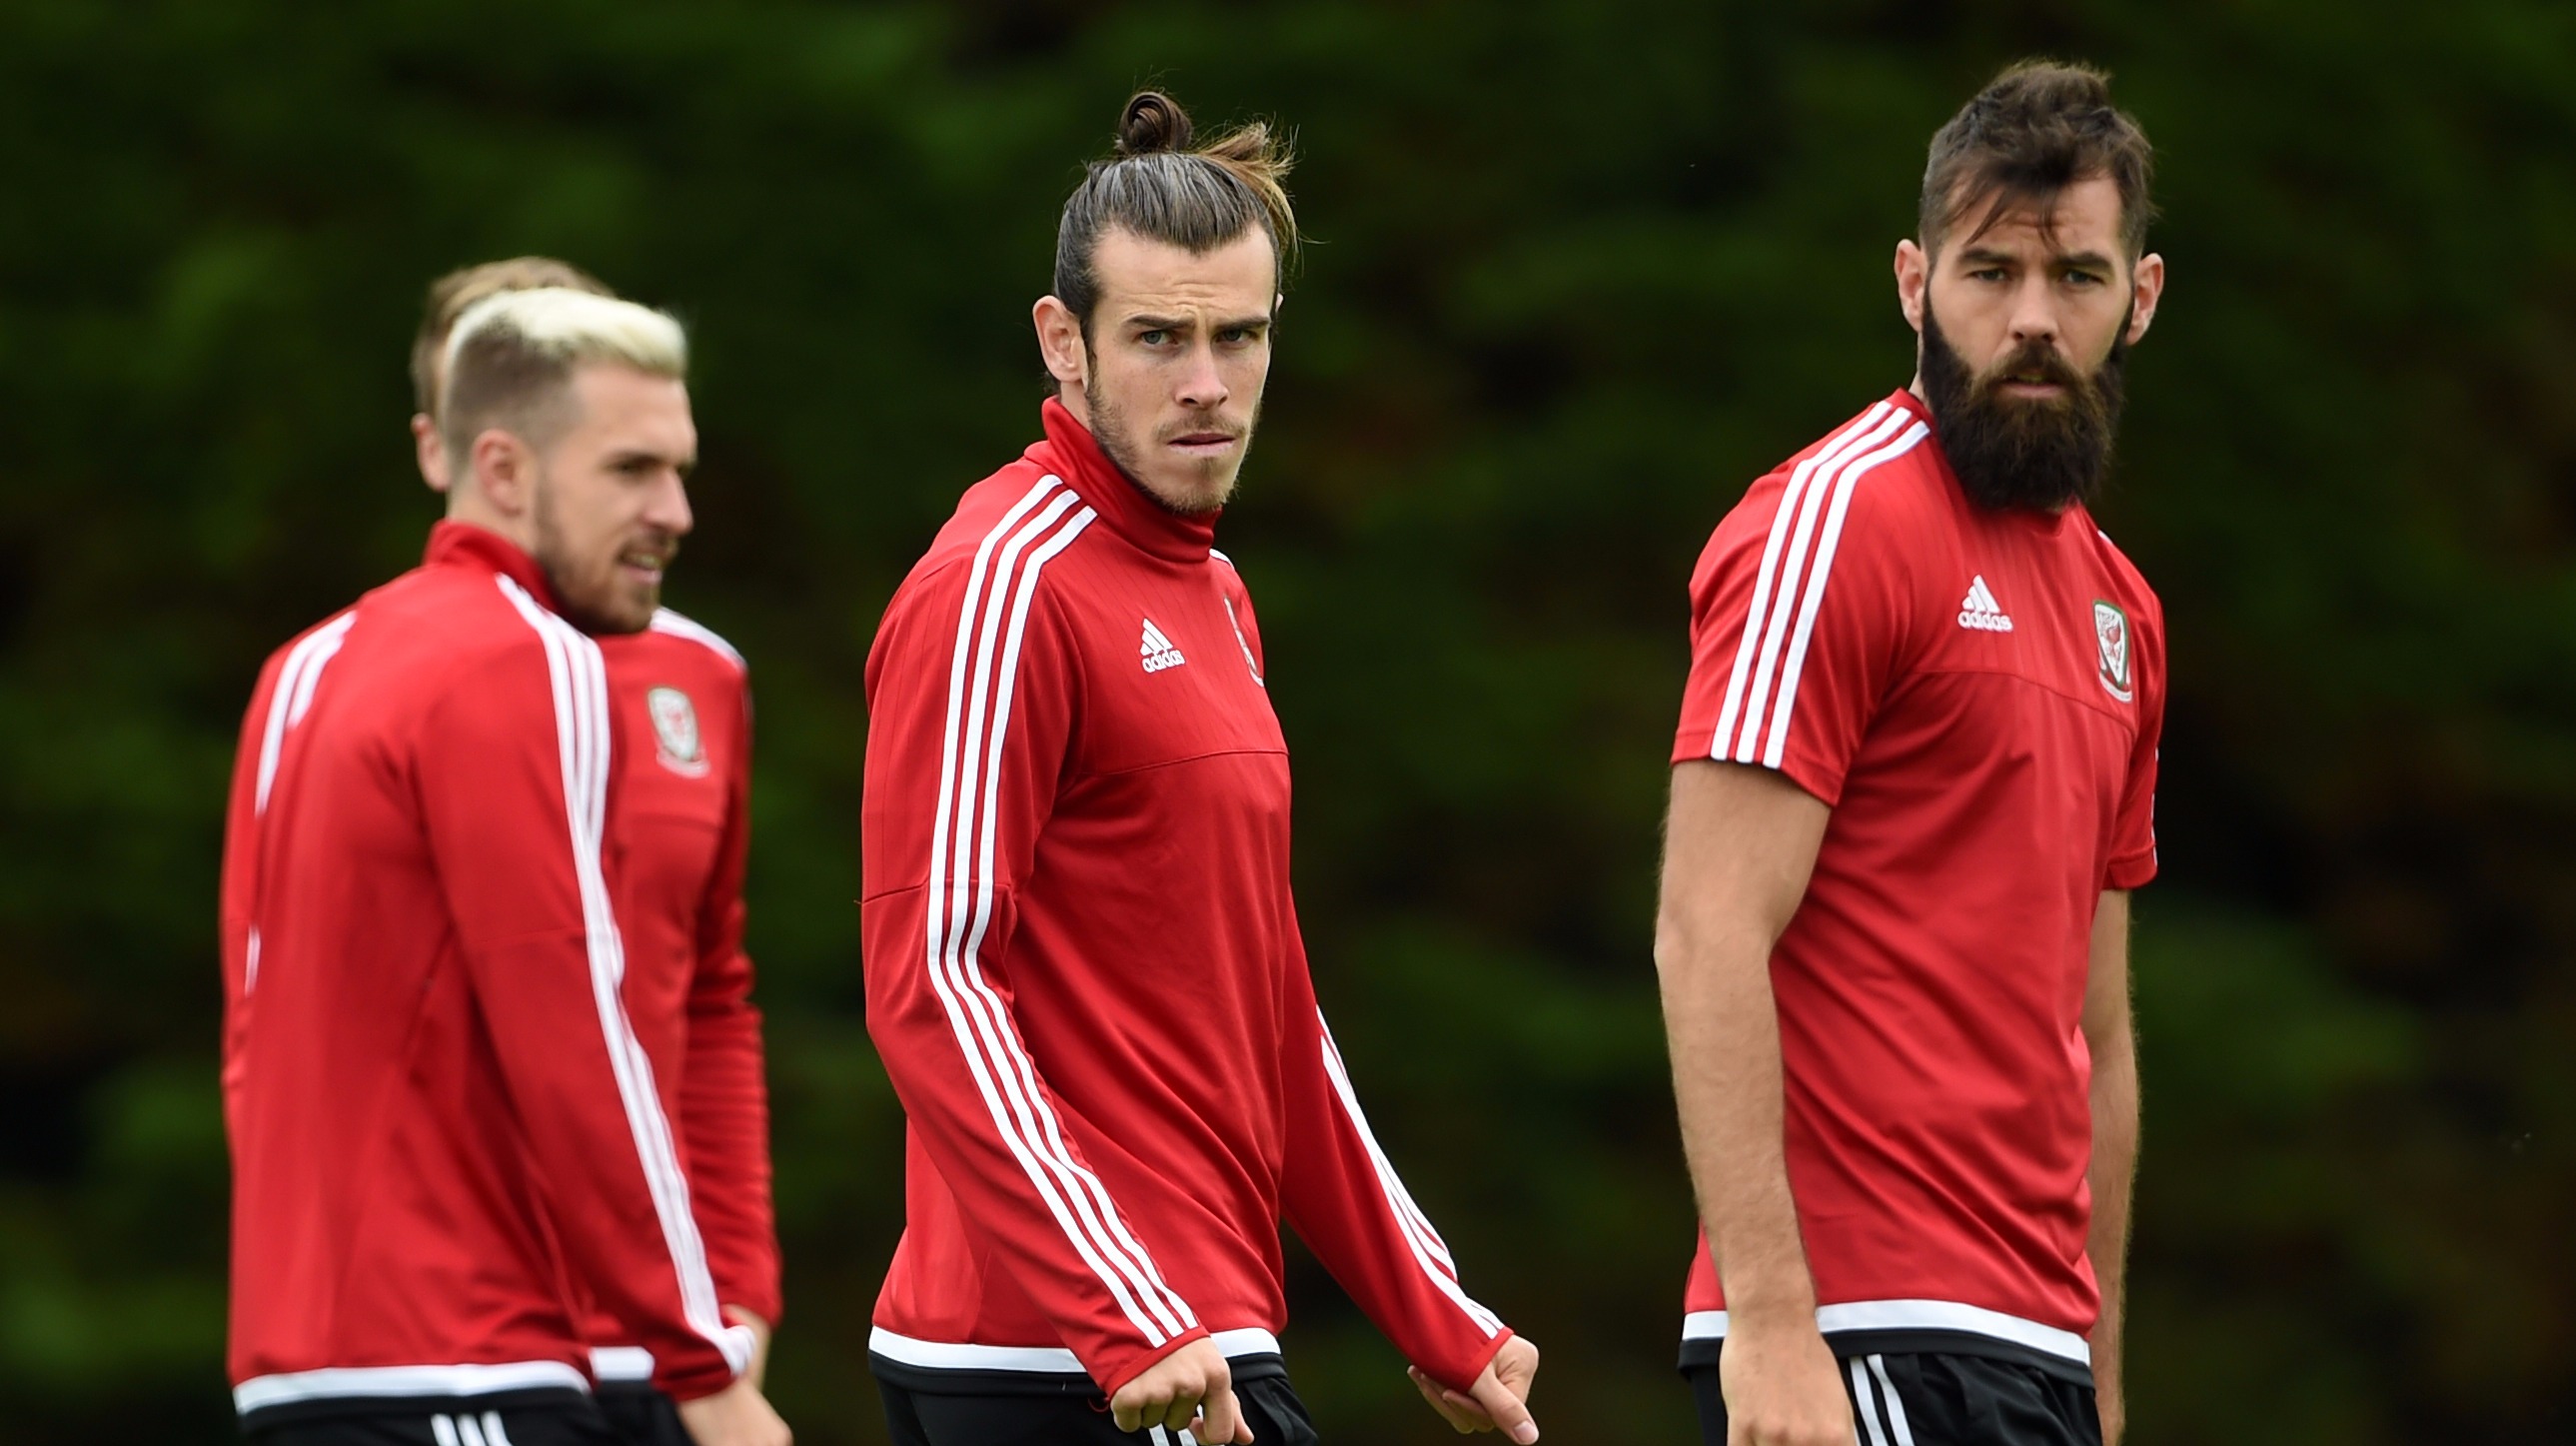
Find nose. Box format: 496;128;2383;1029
646;468;694;538
1174;339;1228;412
2008;272;2061;349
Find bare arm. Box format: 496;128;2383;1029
2083;890;2138;1445
1654;759;1849;1446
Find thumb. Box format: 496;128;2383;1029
1470;1373;1538;1444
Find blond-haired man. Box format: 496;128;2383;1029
220;290;788;1446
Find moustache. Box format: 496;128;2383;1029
1974;342;2088;398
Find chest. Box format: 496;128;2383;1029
1907;531;2142;728
1060;567;1282;777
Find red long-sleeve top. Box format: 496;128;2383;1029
859;401;1513;1399
219;523;761;1429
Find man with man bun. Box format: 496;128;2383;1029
859;92;1543;1445
219;287;788;1446
400;262;786;1446
1656;62;2166;1446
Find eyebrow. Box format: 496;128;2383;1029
1122;312;1272;332
608;447;694;475
1958;245;2118;273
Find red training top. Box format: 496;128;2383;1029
1669;389;2164;1382
860;401;1514;1399
220;523;756;1429
579;611;782;1391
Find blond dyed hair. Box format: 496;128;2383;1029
439;288;688;472
411;257;615;415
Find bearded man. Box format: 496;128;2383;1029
1654;62;2167;1446
858;91;1540;1446
219;289;789;1446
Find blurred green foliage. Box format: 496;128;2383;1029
0;1;2570;1441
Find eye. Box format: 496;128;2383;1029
1968;267;2008;283
2063;270;2106;288
1138;329;1172;346
1218;327;1258;345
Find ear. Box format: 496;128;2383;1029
1895;240;1931;335
411;414;450;493
1032;296;1089;392
2124;252;2165;346
466;428;537;518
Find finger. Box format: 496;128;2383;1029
1165;1387;1208;1435
1112;1396;1144;1433
1196;1378;1249;1445
1422;1371;1483;1422
1468;1373;1539;1444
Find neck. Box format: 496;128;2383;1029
445;488;536;553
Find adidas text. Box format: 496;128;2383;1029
1140;619;1187;674
1957;575;2014;633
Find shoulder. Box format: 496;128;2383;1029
2078;517;2165;634
1696;402;1942;600
909;460;1097;578
643;608;748;676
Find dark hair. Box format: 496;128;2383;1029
1052;91;1299;332
1921;61;2156;259
410;257;614;415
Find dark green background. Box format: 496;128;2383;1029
3;1;2570;1441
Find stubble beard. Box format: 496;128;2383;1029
1087;383;1255;519
532;468;657;636
1920;300;2129;515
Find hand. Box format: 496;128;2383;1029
724;1305;773;1392
675;1376;791;1446
1109;1337;1251;1443
1407;1334;1540;1442
1718;1317;1851;1446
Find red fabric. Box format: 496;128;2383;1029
220;522;749;1409
576;620;784;1354
860;401;1512;1396
1670;389;2165;1343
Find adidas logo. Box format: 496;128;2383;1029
1140;619;1187;674
1957;575;2014;633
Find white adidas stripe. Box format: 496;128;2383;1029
1710;406;1896;760
1315;1012;1503;1338
254;611;357;814
921;476;1194;1344
961;499;1196;1331
1758;421;1930;768
497;576;751;1380
1729;408;1913;763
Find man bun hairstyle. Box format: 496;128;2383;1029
1053;90;1300;333
439;288;686;475
410;257;615;416
1922;60;2157;259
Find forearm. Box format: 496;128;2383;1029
2081;887;2139;1439
2085;1007;2138;1407
1658;921;1816;1321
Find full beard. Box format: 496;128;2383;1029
1088;385;1252;518
1920;301;2127;514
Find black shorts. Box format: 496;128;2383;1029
246;1401;620;1446
878;1372;1320;1446
1688;1353;2101;1446
594;1385;690;1446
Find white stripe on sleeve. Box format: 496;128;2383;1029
1722;408;1907;762
1316;1011;1503;1337
1759;421;1929;768
497;575;751;1379
255;611;357;814
918;477;1195;1344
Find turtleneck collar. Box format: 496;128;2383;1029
424;519;565;612
1029;397;1218;565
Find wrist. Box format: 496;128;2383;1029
1720;1281;1819;1334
